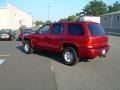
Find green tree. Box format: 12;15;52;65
45;20;51;24
68;15;78;21
35;20;44;26
83;0;107;16
108;1;120;13
59;18;68;21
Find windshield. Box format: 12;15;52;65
88;23;106;36
0;29;11;33
20;29;33;34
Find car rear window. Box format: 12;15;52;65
68;23;84;35
88;23;105;36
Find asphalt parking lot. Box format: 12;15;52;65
0;33;120;90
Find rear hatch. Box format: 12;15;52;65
87;23;108;48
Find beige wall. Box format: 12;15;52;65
0;8;10;29
0;3;32;30
8;4;32;29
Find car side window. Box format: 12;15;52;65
68;23;84;35
51;23;64;34
38;25;49;34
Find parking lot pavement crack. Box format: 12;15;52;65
51;61;58;90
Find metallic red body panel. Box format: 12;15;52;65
22;21;110;59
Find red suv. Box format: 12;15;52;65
22;21;110;65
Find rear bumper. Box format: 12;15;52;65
0;37;11;40
78;45;110;59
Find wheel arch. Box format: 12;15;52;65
62;43;79;56
23;38;34;48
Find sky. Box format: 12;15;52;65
0;0;118;22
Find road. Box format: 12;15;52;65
0;41;56;90
0;35;120;90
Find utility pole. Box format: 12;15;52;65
47;5;50;21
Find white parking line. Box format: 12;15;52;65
51;61;54;72
0;54;10;57
0;59;5;65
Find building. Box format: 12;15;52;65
100;11;120;29
0;3;32;30
79;16;100;23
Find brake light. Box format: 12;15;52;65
86;39;93;48
87;42;93;48
87;45;93;48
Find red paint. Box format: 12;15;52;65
22;21;110;59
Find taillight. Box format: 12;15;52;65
87;42;93;48
86;38;93;48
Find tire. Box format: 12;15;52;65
24;40;33;54
62;47;79;66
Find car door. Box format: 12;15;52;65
33;24;50;50
45;23;64;53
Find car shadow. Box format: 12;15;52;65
16;46;90;65
16;46;65;64
16;46;25;54
34;50;65;64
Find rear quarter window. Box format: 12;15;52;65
68;23;84;35
88;23;105;36
51;23;64;34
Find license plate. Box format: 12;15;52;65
102;50;106;54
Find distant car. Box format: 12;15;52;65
18;29;33;40
0;29;16;40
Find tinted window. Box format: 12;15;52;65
20;29;33;34
51;23;63;34
68;23;84;35
0;29;11;33
39;25;49;34
88;24;105;36
0;29;12;34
